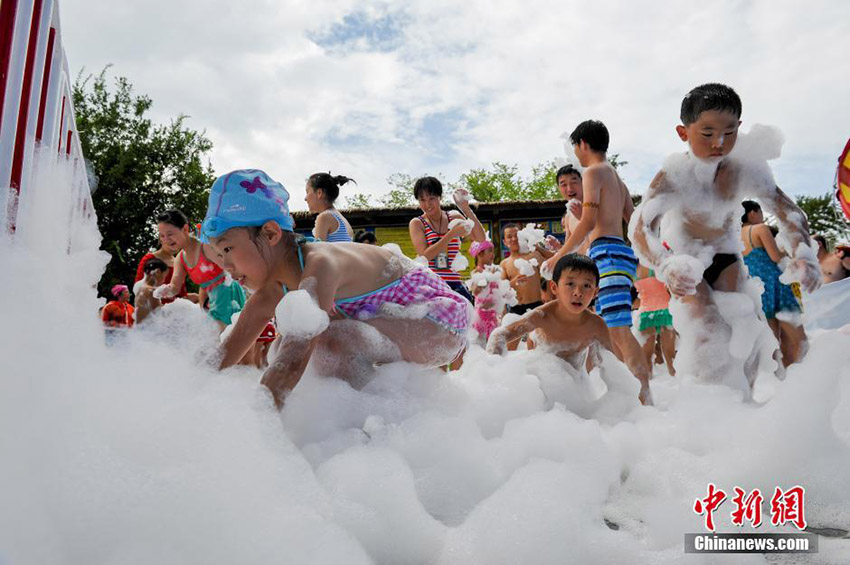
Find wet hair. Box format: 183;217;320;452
569;120;609;153
552;253;599;286
156;209;189;229
307;172;355;205
143;257;168;274
540;277;550;292
556;164;582;182
812;234;828;251
354;230;377;244
413;176;443;199
741;200;761;224
680;83;742;126
502;222;520;235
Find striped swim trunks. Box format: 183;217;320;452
588;236;639;328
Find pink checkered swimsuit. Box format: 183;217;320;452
334;268;471;335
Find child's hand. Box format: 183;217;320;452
153;284;176;300
485;328;508;355
452;188;473;209
448;218;474;237
658;255;703;297
540;257;555;280
544;235;562;251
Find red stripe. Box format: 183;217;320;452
57;93;64;151
0;0;19;134
35;26;55;142
10;0;44;191
65;128;71;155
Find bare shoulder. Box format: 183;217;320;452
647;170;674;195
409;216;424;230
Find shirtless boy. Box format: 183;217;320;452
500;223;553;316
629;83;820;388
488;254;647;403
555;164;589;255
542;120;652;404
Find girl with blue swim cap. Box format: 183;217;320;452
202;169;471;409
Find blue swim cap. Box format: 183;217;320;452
201;169;294;242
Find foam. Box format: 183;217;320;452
2;148;850;563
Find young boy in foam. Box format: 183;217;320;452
542;120;652;404
201;169;471;408
488;254;643;403
629;83;821;391
555;164;589;255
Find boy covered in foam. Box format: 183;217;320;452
628;83;821;390
541;120;652;404
201;169;471;408
488;254;647;404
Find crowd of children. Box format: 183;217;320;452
102;83;846;410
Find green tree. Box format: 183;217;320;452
795;192;849;242
343;192;373;208
74;68;216;298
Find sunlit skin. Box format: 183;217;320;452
556;172;588;255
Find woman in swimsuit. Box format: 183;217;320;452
133;210;197;304
155;209;246;330
408;176;486;303
305;172;355;242
201;169;471;408
740;200;807;366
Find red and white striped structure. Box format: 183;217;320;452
1;0;89;234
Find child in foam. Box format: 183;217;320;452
541;120;652;404
305;172;356;242
201;169;471;408
134;258;169;324
634;264;676;376
488;254;642;402
154;209;247;330
468;240;501;343
629;83;821;390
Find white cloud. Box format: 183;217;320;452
61;0;849;210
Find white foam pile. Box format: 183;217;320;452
516;223;546;254
2;149;850;563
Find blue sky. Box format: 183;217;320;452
61;0;849;210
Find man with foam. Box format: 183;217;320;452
629;83;821;391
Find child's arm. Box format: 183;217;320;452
486;310;543;355
218;290;280;369
260;255;339;408
542;168;601;272
759;186;821;292
452;188;486;242
629;171;673;268
155;251;188;299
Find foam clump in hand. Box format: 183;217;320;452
514;257;539;277
517;224;545;254
275;289;329;339
153;284;175;300
448;218;474;237
451;253;469;272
